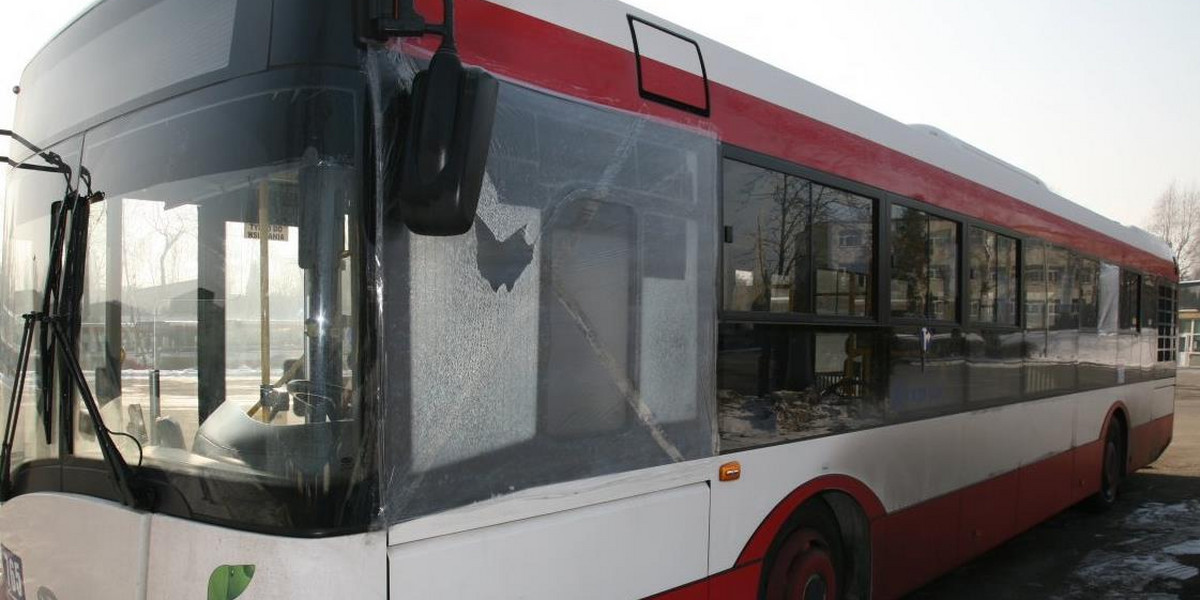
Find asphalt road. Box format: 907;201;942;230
912;369;1200;599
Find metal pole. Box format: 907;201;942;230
148;369;160;445
258;181;271;421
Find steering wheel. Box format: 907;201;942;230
286;379;343;422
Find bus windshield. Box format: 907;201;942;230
1;77;375;532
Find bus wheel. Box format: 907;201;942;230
1090;419;1126;510
763;503;842;600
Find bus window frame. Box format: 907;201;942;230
885;195;964;329
965;224;1022;330
719;144;884;326
715;142;1177;438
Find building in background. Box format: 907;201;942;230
1181;281;1200;367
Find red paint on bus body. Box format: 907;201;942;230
637;407;1175;599
1015;450;1075;533
1130;413;1174;471
408;0;1174;279
1071;438;1104;505
643;563;762;599
958;469;1019;562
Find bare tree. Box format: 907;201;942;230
1145;182;1200;279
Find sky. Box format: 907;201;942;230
0;0;96;200
3;0;1199;228
623;0;1200;228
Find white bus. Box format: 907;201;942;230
0;0;1178;598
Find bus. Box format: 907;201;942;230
0;0;1178;598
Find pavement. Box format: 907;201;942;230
912;369;1200;599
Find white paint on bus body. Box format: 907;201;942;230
0;492;387;600
145;514;387;600
0;493;150;600
383;378;1167;596
389;482;709;600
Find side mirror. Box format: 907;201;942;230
393;49;498;236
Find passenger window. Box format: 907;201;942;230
1141;275;1158;332
723;160;802;312
717;323;885;451
1119;270;1140;330
1024;241;1046;330
890;205;958;321
812;184;874;317
1046;246;1076;330
1158;283;1177;363
1076;257;1100;329
967;227;1018;325
723;160;875;316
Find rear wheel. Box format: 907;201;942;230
1090;419;1126;510
763;501;843;600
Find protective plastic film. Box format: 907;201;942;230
370;47;718;523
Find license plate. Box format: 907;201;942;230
1;545;25;600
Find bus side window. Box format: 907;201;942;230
717;323;885;452
717;156;884;450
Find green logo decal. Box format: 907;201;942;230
207;564;256;600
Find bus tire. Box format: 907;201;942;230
762;499;844;600
1088;415;1126;511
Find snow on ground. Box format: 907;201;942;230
1058;501;1200;599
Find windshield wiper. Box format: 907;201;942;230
1;131;146;508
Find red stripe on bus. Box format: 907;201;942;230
635;408;1173;599
1130;412;1174;470
405;0;1174;279
873;409;1173;599
642;562;761;599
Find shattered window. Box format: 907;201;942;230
383;81;718;521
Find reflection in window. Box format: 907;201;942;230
887;327;965;414
1046;246;1076;330
717;323;884;451
723;161;806;312
1077;257;1100;329
1024;241;1046;330
889;205;957;320
1119;270;1140;330
723;160;874;316
968;227;1017;325
1141;275;1158;332
813;185;873;317
966;330;1022;405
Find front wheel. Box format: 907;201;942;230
762;502;843;600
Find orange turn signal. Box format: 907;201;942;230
719;461;742;482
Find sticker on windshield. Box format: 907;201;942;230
2;545;26;600
207;564;256;600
